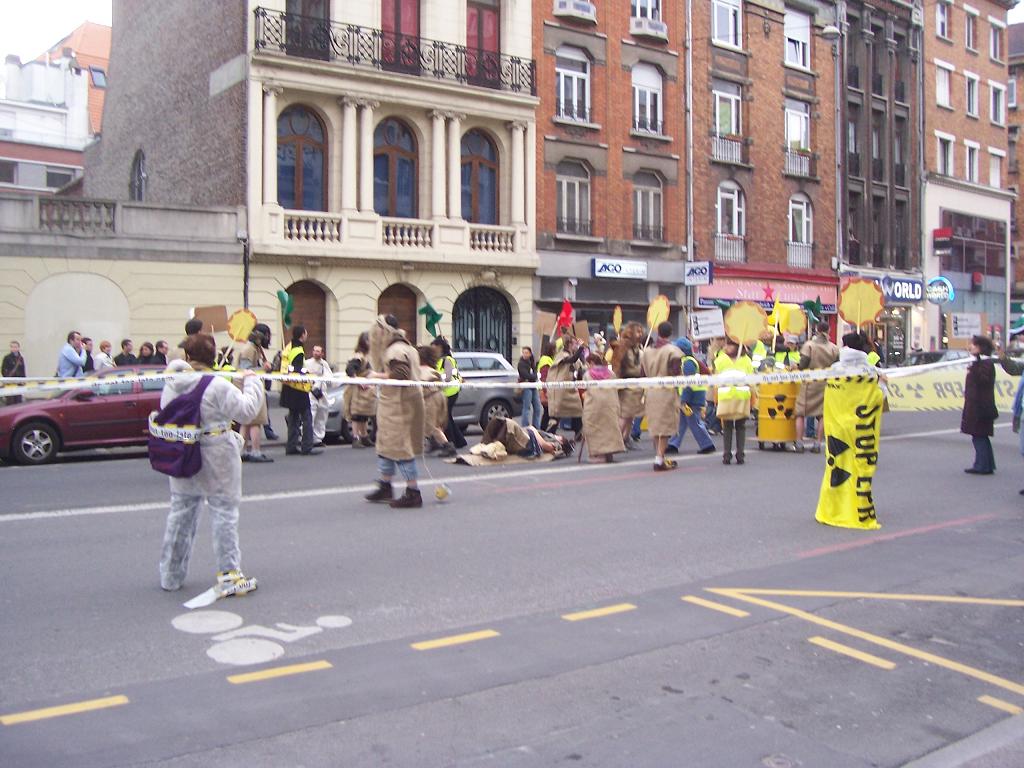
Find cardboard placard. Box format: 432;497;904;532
192;305;229;335
689;309;726;340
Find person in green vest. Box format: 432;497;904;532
774;335;801;369
537;342;555;431
280;325;320;456
714;338;754;465
431;336;466;449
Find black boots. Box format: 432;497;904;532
390;488;423;509
365;481;393;503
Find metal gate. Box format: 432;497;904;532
452;287;511;361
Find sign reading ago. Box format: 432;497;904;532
592;257;648;280
683;261;713;286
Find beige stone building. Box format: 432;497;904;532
79;0;538;363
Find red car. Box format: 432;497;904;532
0;366;165;465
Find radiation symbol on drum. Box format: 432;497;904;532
765;393;794;421
826;436;852;487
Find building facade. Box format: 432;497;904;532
921;0;1015;350
86;0;538;363
1007;20;1023;330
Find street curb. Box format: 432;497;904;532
902;714;1024;767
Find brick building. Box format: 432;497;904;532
921;0;1015;350
85;0;538;363
1008;21;1023;311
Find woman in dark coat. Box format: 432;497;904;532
961;335;998;475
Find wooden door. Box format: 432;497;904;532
377;284;418;344
287;280;327;352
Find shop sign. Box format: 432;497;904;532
926;276;955;305
880;276;923;304
689;308;725;340
951;313;982;339
683;261;713;286
592;257;647;280
698;278;838;313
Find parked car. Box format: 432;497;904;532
902;349;969;367
323;351;521;441
0;366;164;465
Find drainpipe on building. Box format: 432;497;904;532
915;16;928;342
684;0;695;320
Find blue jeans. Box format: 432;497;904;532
630;416;643;440
669;405;715;452
971;436;995;473
521;388;542;429
377;455;418;482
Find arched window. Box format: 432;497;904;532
789;194;812;244
632;63;663;134
633;171;663;241
277;105;327;211
453;286;512;362
716;181;745;235
129;150;146;202
461;130;498;224
555;160;591;235
374;118;418;218
555;46;590;122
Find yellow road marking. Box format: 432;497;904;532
1;695;129;725
681;595;750;618
708;589;1024;697
726;589;1024;607
562;603;637;622
978;695;1024;715
411;629;500;650
808;636;896;670
227;660;332;685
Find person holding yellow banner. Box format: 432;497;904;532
814;332;884;530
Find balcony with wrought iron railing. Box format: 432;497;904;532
633;224;664;242
784;150;815;178
872;73;884;97
894;163;906;187
894;80;907;104
872;157;885;182
711;135;746;165
556;218;592;236
632;114;665;136
786;241;814;268
254;7;536;96
847;64;861;90
714;233;746;262
847;152;862;178
555;99;591;124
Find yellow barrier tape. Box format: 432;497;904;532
885;366;1018;413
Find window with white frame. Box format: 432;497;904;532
965;141;980;182
990;19;1005;61
936;1;951;39
784;8;810;69
935;61;953;107
965;72;979;116
632;63;663;134
555;46;590;122
785;99;810;150
789;195;812;244
991;81;1006;124
716;181;745;236
989;149;1004;188
936;133;954;175
713;0;742;48
965;7;978;50
555;160;591;234
632;0;661;21
633;171;663;239
713;79;742;136
1010;77;1018;108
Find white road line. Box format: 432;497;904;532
0;425;997;524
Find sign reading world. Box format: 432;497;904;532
592;257;648;280
926;276;955;305
880;275;923;304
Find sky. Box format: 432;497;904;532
0;0;112;62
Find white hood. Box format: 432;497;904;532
838;347;869;367
162;358;200;396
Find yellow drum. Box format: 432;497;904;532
757;381;799;446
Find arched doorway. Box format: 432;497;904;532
453;287;511;361
377;284;418;344
286;280;327;352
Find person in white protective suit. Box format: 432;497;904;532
159;334;265;596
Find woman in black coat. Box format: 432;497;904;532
961;335;998;475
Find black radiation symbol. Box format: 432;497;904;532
826;436;852;487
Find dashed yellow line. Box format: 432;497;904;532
227;660;332;685
978;695;1023;715
411;629;500;651
808;636;896;670
708;589;1024;697
681;595;750;618
561;603;637;622
728;589;1024;607
1;695;129;725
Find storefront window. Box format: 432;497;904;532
939;210;1007;277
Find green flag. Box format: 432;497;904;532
418;302;443;337
277;290;293;328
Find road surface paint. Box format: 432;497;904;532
977;695;1023;715
226;659;332;684
172;609;244;634
727;589;1024;607
808;636;897;670
795;514;999;559
681;595;751;617
1;695;129;725
561;603;637;621
411;629;500;650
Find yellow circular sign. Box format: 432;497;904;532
227;309;258;343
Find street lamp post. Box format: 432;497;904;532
822;16;844;338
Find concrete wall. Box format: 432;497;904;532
84;0;248;206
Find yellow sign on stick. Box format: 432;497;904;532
724;301;768;346
227;309;258;343
839;279;884;328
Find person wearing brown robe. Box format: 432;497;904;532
365;316;425;508
642;321;684;471
418;345;456;458
582;351;625;463
796;321;839;453
612;322;646;447
343;333;378;449
547;336;585;439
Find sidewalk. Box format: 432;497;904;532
902;714;1024;767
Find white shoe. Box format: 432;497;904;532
217;569;258;598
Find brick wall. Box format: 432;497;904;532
84;0;247;206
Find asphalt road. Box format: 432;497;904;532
0;410;1022;767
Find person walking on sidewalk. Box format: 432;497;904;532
3;340;26;404
280;326;320;456
667;337;715;456
962;334;998;476
518;347;542;429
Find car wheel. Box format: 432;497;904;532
479;399;512;430
12;422;60;465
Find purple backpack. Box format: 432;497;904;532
148;375;213;478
